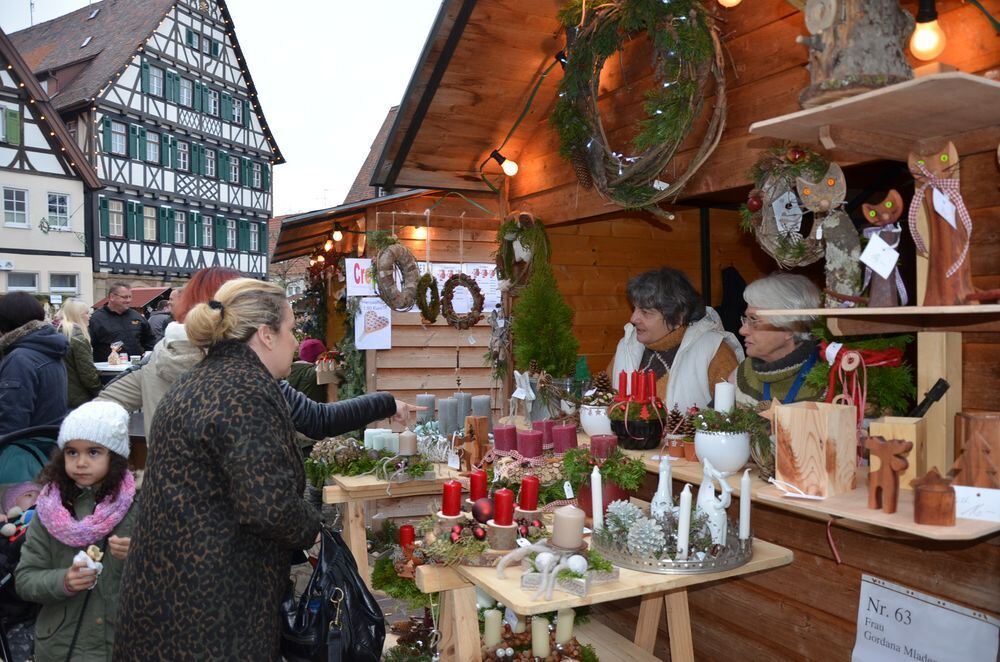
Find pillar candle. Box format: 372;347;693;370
657;456;672;501
551;505;585;550
517;429;543;458
589;434;617;460
552;423;578;454
363;428;380;449
617;371;628;399
532;419;555;448
371;433;386;452
739;468;752;541
590;466;603;531
555;608;575;645
714;381;735;413
453;392;472;425
398;524;415;549
512;615;526;633
531;617;551;657
493;424;517;452
469;469;488;502
471;394;492;431
385;433;400;454
630;371;639;398
415;393;436;423
438;398;457;436
483;609;502;648
442;480;462;517
398;429;418;456
677;484;692;560
636;370;646;402
646;370;657;403
519;475;540;511
493;488;514;526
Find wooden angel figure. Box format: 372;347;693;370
797;163;862;307
861;190;908;307
907;142;974;306
695;458;733;546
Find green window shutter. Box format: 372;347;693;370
138;127;147;161
191;144;200;175
212;39;220;57
241;157;251;186
101;117;112;152
158;207;170;243
237;219;248;251
134;203;145;242
167;72;177;102
128;202;144;242
166;210;176;244
218;150;228;181
194;81;203;112
128;125;139;158
140;60;150;93
221;92;232;121
170;136;178;169
258;222;268;255
188;211;200;247
215;216;226;249
99;197;109;236
261;163;270;190
160;133;170;166
3;108;18;145
125;201;135;239
243;99;251;127
186;28;194;47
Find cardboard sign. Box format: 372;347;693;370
954;486;1000;523
354;297;391;350
860;232;900;280
345;258;375;296
463;263;501;315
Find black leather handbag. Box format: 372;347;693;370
280;526;385;662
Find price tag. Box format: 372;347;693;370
771;190;803;234
563;481;574;499
860;232;900;280
447;451;461;470
516;537;531;548
815;223;824;240
954;486;1000;522
504;607;520;630
932;188;957;229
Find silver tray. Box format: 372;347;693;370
591;521;753;575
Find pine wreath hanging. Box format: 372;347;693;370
415;273;440;323
550;0;726;218
441;273;484;330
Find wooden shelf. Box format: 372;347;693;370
755;304;1000;335
748;72;1000;160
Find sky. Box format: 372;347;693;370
1;0;442;216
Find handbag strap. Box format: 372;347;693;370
65;538;108;662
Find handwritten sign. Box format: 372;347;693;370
345;258;374;296
954;486;1000;523
852;575;999;662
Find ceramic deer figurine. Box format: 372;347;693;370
861;189;908;307
695;458;733;546
797;163;862;307
907;142;974;306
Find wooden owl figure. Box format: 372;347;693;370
861;190;907;307
907;142;974;306
797;163;862;307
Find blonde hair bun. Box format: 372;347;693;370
184;278;287;349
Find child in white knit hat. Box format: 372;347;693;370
14;400;138;661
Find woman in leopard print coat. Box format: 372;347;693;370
114;279;322;661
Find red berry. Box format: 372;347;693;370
746;196;763;213
531;519;543;528
518;525;529;537
450;531;461;543
473;527;487;540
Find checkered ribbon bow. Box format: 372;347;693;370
907;162;972;277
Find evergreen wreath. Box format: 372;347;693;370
375;242;421;311
551;0;725;217
495;211;551;292
441;273;484;330
415;273;440;323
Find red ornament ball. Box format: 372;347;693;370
473;526;487;540
471;497;494;524
530;519;543;529
449;531;461;543
518;525;529;537
746;196;763;213
451;524;463;535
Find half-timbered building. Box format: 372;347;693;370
10;0;280;292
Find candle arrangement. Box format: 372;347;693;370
304;436;434;488
480;611;594;661
608;369;668;450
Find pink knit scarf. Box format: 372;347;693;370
35;472;136;547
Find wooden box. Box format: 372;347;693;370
775;401;857;498
868;416;926;490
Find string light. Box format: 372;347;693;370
490;149;518;176
332;227;344;242
412;226;427;240
717;0;741;6
910;0;946;60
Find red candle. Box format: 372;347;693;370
442;480;462;516
630;371;639;398
532;419;555;449
590;434;617;460
517;429;543;458
469;469;488;502
552;423;578;454
519;475;540;511
636;370;646;402
493;488;515;526
493;425;517;452
646;370;657;403
399;524;415;549
617;371;628;399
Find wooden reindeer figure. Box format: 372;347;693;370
865;435;913;514
861;190;908;307
907;142;974;306
454;415;490;471
797;163;862;307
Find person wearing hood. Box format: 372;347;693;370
608;268;744;412
0;292;70;435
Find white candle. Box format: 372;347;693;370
363;429;379;449
714;381;735;413
677;484;692;560
590;466;604;531
739;468;752;541
398;429;418;456
658;456;672;501
512;614;526;633
531;616;551;657
555;608;575;644
371;433;386;452
386;433;400;454
483;609;502;648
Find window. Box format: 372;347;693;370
7;272;38;292
189;32;201;51
174;210;187;244
205;148;216;178
149;66;164;97
207;89;219;116
252;163;262;189
180;78;193;107
177;141;190;171
146;130;160;163
227;219;236;249
110;120;127;155
229;157;240;184
201;35;212;55
47;193;69;229
143;206;157;241
232;98;243;125
249;222;259;252
202;217;213;247
3;188;28;226
50;273;79;294
108;199;124;237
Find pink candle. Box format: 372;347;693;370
517;429;543;458
442;480;462;516
469;469;488;502
493;425;517;452
519;475;540;511
646;371;657;403
493;488;515;526
552;423;578;454
533;419;556;449
399;524;415;549
589;434;617;460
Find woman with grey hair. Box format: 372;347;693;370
732;272;826;404
609;268;744;411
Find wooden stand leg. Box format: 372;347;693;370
664;589;695;662
439;586;482;662
633;592;663;652
341;501;371;589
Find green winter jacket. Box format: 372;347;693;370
65;328;101;409
15;486;137;662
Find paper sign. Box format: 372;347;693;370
50;294;63;305
432;263;468;312
463;263;501;315
563;481;574;500
515;537;531;548
345;258;374;296
860;232;900;280
954;486;1000;522
852;575;999;662
447;451;461;470
771;190;803;234
354;297;391;350
504;607;520;629
932;188;957;229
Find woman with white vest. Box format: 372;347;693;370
608;268;744;412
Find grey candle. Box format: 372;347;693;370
471;394;492;431
453;392;472;429
438;398;458;436
415;393;436;424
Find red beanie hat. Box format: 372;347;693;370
298;338;326;364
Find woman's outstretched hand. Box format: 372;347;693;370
392;400;426;426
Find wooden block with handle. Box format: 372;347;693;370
775;401;857;497
911;467;956;526
869;416;925;489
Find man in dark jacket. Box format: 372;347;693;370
89;282;156;361
147;299;173;344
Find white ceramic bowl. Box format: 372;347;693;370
694;430;751;474
580;404;613;437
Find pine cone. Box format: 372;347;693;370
571;148;594;189
679;416;696;439
528;359;539;376
665;406;684;434
592;371;612;394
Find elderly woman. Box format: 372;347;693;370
610;268;744;411
732;273;826;405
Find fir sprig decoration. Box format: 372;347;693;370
563;447;646;492
371;554;432;610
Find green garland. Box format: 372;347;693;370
494;213;552;288
562;447;646;492
415;273;440;322
371;554;433;610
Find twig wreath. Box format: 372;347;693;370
416;273;440;323
441;273;484;330
551;0;726;218
375;242;421;311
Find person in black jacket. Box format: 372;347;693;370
147;299;173;344
89;282;156;361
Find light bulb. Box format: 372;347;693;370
501;158;519;177
332;229;343;242
718;0;741;6
413;226;427;240
323;238;334;252
316;253;325;263
910;19;946;60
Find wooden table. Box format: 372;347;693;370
415;538;793;661
323;465;461;587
